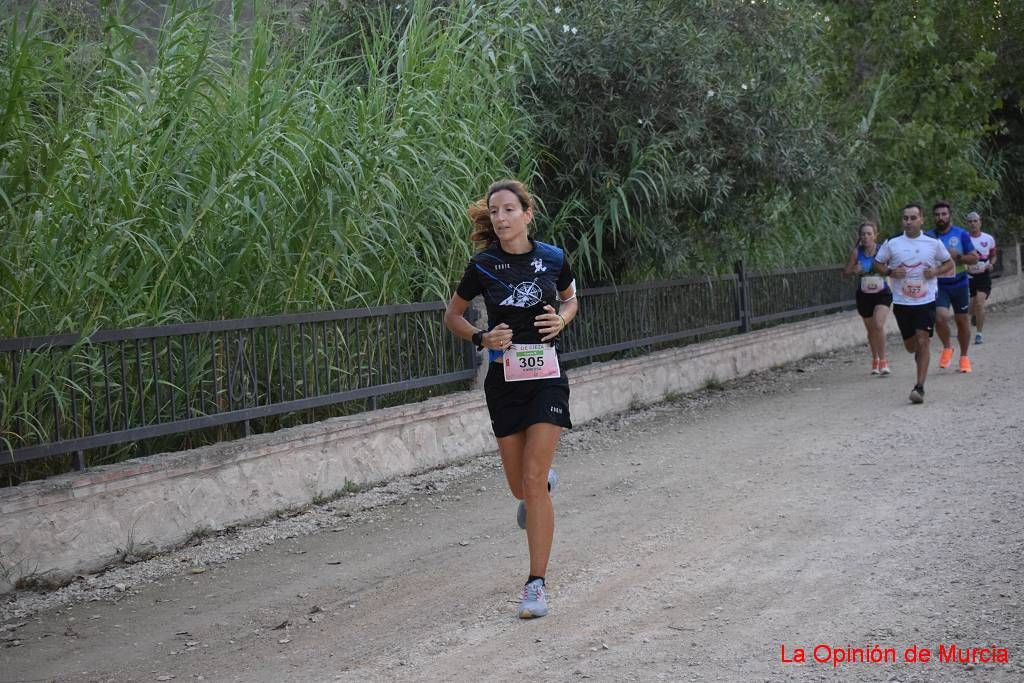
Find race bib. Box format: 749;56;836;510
860;275;885;294
503;343;560;382
901;266;926;299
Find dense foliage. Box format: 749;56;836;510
1;0;1021;335
0;0;536;338
529;0;859;279
530;0;1022;277
815;1;1004;221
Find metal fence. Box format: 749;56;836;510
746;265;851;326
1;304;479;468
559;273;745;362
2;263;858;472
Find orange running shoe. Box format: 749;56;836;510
959;356;972;373
871;359;881;375
879;360;891;376
938;347;953;369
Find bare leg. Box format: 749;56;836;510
871;305;889;363
974;291;989;332
954;313;971;357
912;329;930;387
497;425;562;577
861;317;879;361
521;423;561;578
497;432;528;500
935;306;953;350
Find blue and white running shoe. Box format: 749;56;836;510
519;579;548;618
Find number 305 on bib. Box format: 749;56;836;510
503;344;561;382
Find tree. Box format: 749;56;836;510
527;0;862;280
815;0;1005;226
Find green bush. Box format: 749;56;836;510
525;0;861;279
816;0;1004;227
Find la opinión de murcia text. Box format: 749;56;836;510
780;643;1009;668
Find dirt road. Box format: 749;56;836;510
3;302;1023;682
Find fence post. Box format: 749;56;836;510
1012;242;1022;301
735;260;751;333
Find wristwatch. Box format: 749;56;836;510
472;330;484;350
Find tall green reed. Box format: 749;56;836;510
1;0;539;479
1;0;538;341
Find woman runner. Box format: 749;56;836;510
444;179;578;619
843;221;892;374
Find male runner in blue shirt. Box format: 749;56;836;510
926;201;979;373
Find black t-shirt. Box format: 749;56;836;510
456;239;575;347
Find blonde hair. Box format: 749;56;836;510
468;179;535;248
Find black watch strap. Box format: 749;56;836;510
472;330;484;350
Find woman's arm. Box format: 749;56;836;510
843;248;860;277
443;294;478;342
444;294;512;350
557;286;579;326
535;285;580;342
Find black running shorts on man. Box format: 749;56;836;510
856;289;893;318
969;272;992;297
893;302;937;340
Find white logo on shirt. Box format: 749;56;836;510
500;280;542;308
531;258;547;273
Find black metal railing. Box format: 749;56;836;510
1;304;478;467
5;235;1021;478
0;261;888;472
557;264;859;366
989;233;1017;278
747;265;851;325
560;274;745;362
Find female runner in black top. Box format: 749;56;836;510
444;179;578;619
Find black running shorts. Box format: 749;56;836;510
893;302;937;340
855;289;893;318
936;281;971;314
969;272;992;297
484;362;572;438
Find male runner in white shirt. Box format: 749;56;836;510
873;203;953;404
